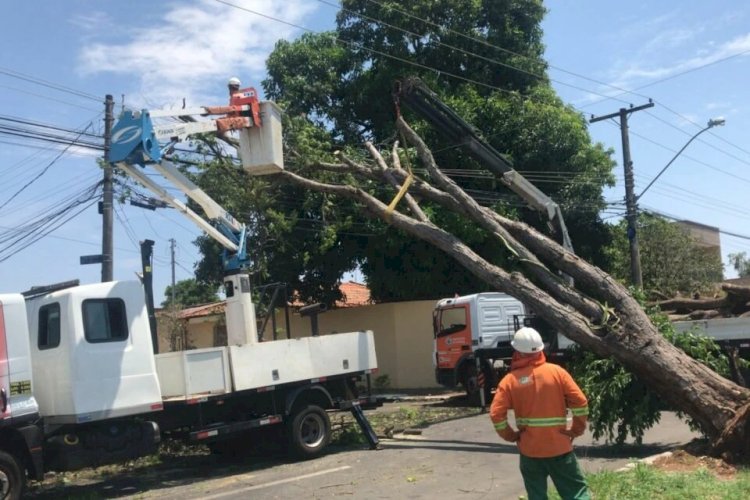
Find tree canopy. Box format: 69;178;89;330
161;278;219;308
188;0;615;303
605;213;724;298
729;252;750;278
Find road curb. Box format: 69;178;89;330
616;450;673;472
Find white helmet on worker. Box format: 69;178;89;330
511;327;544;353
228;76;241;88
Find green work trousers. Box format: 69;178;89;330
519;451;590;500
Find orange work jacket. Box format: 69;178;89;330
490;352;588;458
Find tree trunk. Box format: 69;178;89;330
279;118;750;460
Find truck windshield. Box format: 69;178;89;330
437;307;467;337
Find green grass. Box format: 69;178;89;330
546;463;750;500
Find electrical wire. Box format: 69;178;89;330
0;123;93;210
0;84;101;113
0;66;101;101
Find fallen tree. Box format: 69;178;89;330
277;117;750;461
655;283;750;319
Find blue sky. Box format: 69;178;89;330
1;0;749;302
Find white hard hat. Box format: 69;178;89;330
228;76;241;87
511;327;544;353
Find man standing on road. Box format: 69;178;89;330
490;327;591;500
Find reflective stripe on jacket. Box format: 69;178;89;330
490;352;588;458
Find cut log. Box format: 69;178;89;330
687;309;721;320
654;296;727;314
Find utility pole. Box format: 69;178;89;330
590;101;654;289
101;94;115;282
169;238;177;306
140;239;158;354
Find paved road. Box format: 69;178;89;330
32;409;698;499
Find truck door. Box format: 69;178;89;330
434;305;471;371
0;302;11;420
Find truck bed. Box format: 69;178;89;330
155;330;377;400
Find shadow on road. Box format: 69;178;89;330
382;438;518;455
576;442;682;460
26;452;288;499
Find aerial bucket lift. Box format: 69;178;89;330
108;78;284;346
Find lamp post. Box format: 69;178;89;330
628;117;726;288
637;117;726;202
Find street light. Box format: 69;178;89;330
637;117;726;202
627;116;726;289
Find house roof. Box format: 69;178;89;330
174;301;226;320
336;281;371;308
174;281;371;319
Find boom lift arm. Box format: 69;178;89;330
109;86;263;271
394;77;574;252
108;82;279;347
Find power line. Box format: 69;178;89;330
0;115;103;139
626;126;750;186
214;0;545;97
643;206;750;242
317;0;635;105
0;66;101;101
0;123;93;211
359;0;654;105
340;1;750;171
0;182;102;261
584;48;750;109
0;84;101;112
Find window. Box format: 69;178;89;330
38;303;61;350
437;307;467;337
82;299;128;343
224;280;235;298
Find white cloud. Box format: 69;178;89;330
610;32;750;88
69;11;114;33
77;0;318;106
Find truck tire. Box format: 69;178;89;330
287;405;331;459
0;450;24;500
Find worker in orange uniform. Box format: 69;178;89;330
490;327;591;500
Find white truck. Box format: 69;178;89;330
0;81;380;499
432;292;572;402
674;316;750;382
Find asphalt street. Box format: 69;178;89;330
107;410;698;499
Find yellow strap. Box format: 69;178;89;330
385;135;414;217
385;175;413;215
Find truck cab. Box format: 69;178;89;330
433;293;527;388
433;292;572;399
24;281;163;425
1;294;44;500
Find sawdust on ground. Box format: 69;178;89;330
650;444;739;480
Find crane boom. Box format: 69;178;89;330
395;77;574;252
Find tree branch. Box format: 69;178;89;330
395;117;603;322
278;169;608;355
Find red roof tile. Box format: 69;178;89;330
336;281;371;308
172;282;372;318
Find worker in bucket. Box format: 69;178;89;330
490;327;591;500
228;76;241;96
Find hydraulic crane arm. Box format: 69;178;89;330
395;77;574;252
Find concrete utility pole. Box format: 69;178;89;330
170;238;177;306
590;102;654;289
101;94;115;282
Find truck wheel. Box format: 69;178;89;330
287;405;331;459
462;363;479;398
0;450;24;500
